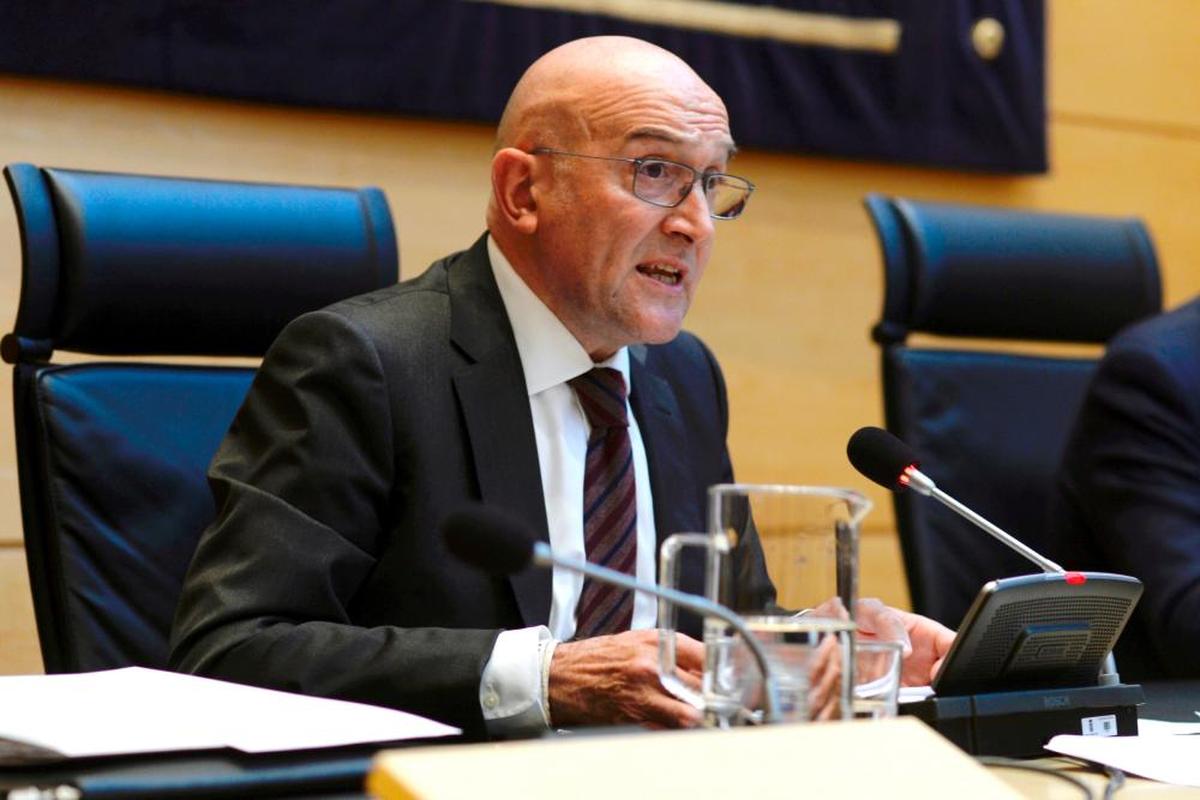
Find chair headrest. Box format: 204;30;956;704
865;194;1161;344
3;163;398;360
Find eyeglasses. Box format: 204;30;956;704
530;147;755;220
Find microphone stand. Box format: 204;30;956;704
902;467;1121;685
903;469;1064;573
530;541;783;723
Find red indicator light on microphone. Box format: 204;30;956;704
898;465;918;487
1064;572;1087;585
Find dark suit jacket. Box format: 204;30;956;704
169;235;738;738
1048;296;1200;679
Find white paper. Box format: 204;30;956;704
0;667;458;758
1046;732;1200;787
1138;718;1200;737
898;685;935;703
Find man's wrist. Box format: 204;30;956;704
479;626;555;738
538;638;558;726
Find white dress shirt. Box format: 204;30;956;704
478;236;658;736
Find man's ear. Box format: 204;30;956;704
490;148;538;235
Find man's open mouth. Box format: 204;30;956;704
637;263;682;286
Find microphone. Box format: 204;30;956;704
846;426;1121;684
441;503;784;723
846;426;1063;573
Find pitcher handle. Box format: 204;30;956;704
657;532;726;708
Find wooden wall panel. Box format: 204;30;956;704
0;3;1197;674
1051;0;1200;130
0;546;41;674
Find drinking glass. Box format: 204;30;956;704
852;640;904;719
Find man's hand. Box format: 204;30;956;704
853;598;955;686
548;630;704;729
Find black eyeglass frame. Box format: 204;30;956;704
529;147;755;220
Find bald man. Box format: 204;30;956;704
170;37;951;739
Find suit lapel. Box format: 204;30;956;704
629;346;693;549
449;236;552;627
631;345;710;636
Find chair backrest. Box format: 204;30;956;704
3;163;398;672
864;194;1161;628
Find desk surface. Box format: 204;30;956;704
371;717;1023;799
4;681;1198;799
992;758;1200;798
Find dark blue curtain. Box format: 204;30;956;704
0;0;1045;172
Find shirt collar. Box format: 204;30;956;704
487;235;630;396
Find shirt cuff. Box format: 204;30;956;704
480;626;555;738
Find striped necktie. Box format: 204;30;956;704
568;367;636;638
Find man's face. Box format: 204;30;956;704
528;75;734;360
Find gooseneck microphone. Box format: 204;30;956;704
846;426;1064;574
847;426;1120;685
441;504;783;723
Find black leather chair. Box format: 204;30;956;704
863;194;1161;628
3;163;398;672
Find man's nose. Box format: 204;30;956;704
663;184;715;244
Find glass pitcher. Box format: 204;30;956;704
658;483;871;726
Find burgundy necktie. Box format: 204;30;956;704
568;367;636;638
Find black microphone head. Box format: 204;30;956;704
847;426;920;491
441;504;535;575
